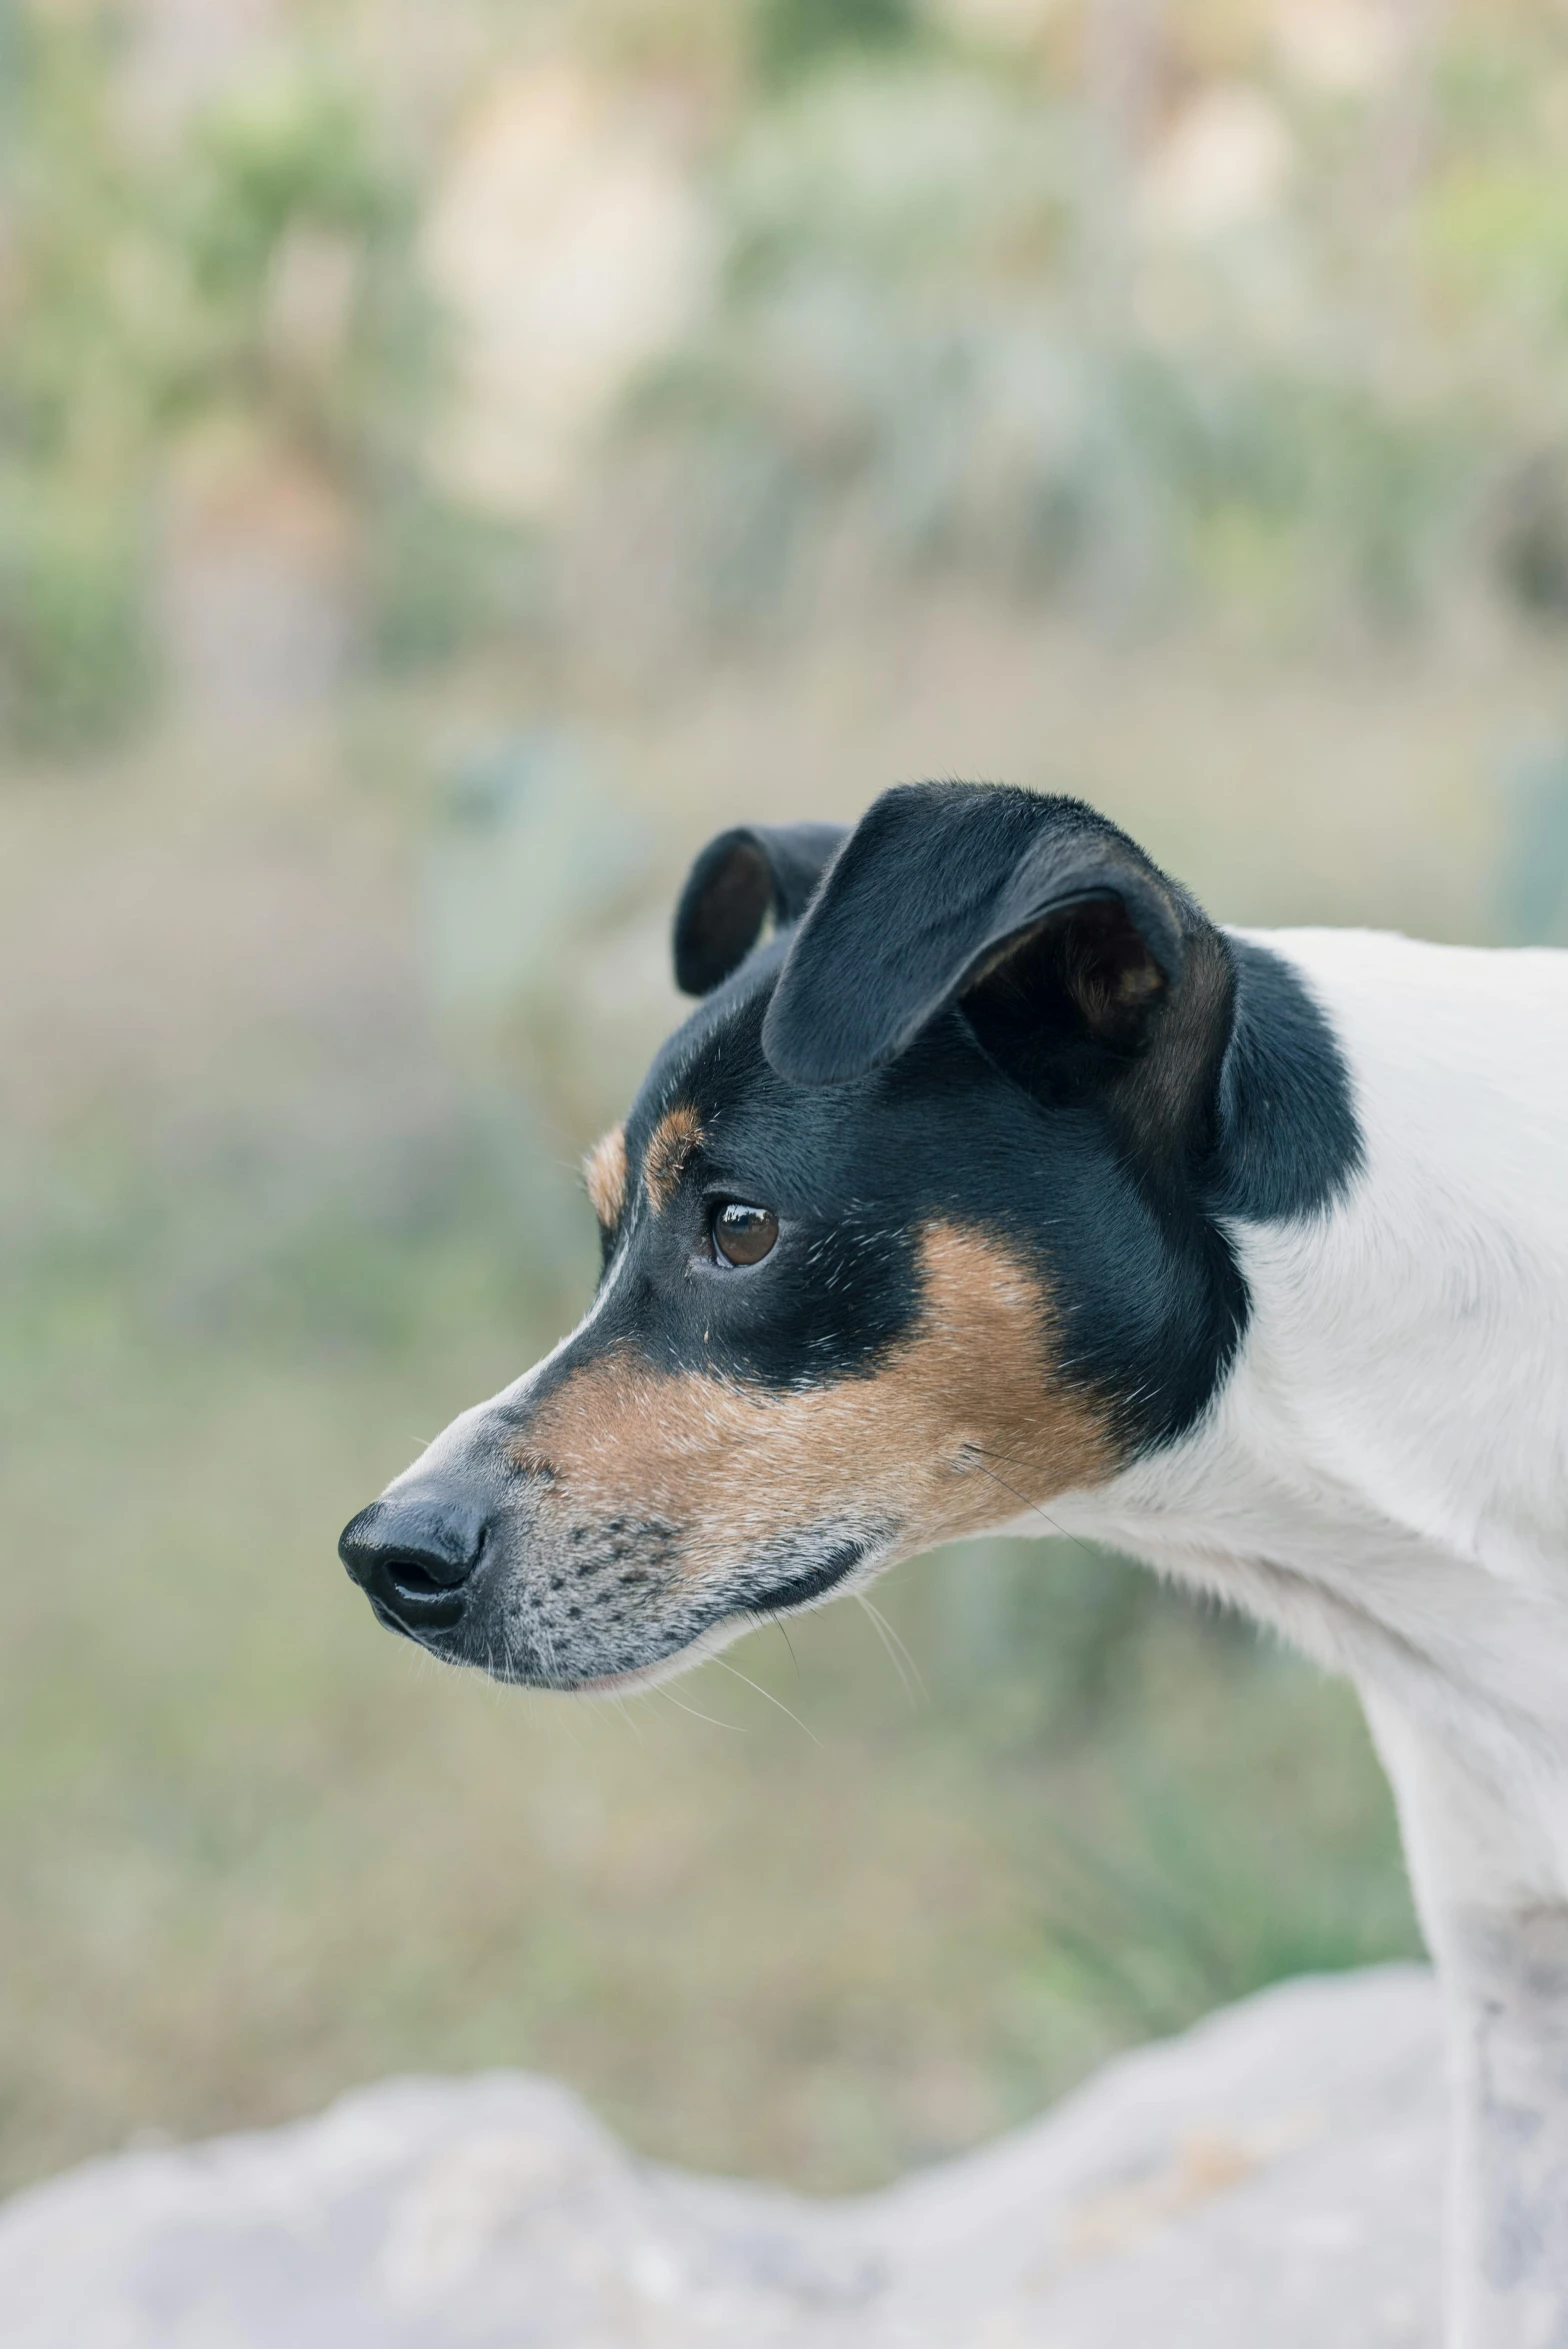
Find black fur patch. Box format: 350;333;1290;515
585;970;926;1395
763;784;1187;1085
571;784;1366;1459
673;822;846;997
1212;936;1365;1222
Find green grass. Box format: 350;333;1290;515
12;0;1561;2203
0;1140;1420;2199
6;617;1509;2203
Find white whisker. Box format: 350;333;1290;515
656;1683;745;1733
711;1656;821;1745
857;1592;923;1706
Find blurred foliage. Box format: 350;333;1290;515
0;684;1470;2188
0;3;160;747
0;3;493;750
168;63;425;457
1500;743;1568;945
0;481;155;752
0;1111;1417;2192
0;0;1550;2203
603;3;1568;644
361;489;529;667
625;70;1458;633
755;0;919;86
7;0;1568;744
164;56;504;674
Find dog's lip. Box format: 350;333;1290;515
746;1538;868;1615
572;1540;874;1696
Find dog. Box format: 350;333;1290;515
341;782;1568;2347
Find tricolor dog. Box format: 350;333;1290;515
341;783;1568;2347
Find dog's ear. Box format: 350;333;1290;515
673;822;848;996
762;784;1193;1093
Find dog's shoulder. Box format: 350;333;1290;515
1242;924;1568;1183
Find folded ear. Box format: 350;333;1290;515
761;783;1193;1091
673;822;848;997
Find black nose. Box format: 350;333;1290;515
338;1493;489;1635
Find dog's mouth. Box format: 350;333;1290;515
745;1538;868;1614
571;1535;878;1694
366;1525;883;1696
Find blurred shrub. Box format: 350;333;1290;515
167;56;525;679
755;0;919;86
924;1536;1163;1737
0;484;155;752
0;6;513;756
1499;744;1568;946
1492;451;1568;625
892;1535;1416;2055
169;64;430;476
592;14;1568;650
10;0;1568;743
361;491;534;669
0;3;162;748
1028;1708;1418;2036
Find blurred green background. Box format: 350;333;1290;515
5;0;1568;2203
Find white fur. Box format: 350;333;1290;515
1041;928;1568;2349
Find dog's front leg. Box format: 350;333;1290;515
1362;1691;1568;2349
1444;1904;1568;2349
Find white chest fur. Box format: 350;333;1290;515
1041;930;1568;2347
1052;928;1568;1874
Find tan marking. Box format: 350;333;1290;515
514;1223;1118;1574
643;1104;705;1213
583;1125;628;1230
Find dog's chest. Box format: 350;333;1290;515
1056;926;1568;1771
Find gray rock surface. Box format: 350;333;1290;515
0;1966;1445;2347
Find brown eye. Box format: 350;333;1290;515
712;1202;778;1267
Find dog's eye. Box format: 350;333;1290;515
711;1202;778;1267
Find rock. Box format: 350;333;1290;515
0;1966;1445;2347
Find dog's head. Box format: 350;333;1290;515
339;782;1255;1690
